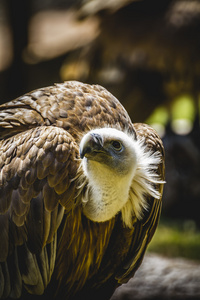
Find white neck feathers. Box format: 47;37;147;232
121;138;163;227
77;135;164;228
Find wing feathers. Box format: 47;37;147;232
11;190;29;217
0;124;79;297
7;248;22;298
37;161;49;180
48;231;57;277
43;183;59;211
0;215;9;262
1;262;11;298
46;207;63;244
25;167;37;185
0;266;4;297
9;172;21;189
26;193;44;253
0;184;12;213
20;246;45;295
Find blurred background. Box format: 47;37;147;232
0;0;200;268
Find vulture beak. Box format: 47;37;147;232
80;133;104;159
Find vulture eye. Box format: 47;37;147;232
111;140;123;151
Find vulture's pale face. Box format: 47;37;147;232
79;128;139;223
80;128;138;176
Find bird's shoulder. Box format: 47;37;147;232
0;81;133;140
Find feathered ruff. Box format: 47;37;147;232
121;137;165;228
75;136;164;229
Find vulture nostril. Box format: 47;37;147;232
91;133;103;147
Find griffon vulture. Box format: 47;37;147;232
0;81;165;300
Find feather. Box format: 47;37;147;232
43;183;58;211
1;262;11;298
0;265;4;298
0;215;9;262
7;248;22;299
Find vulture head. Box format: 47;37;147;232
79;127;162;227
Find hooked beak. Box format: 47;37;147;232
80;133;104;159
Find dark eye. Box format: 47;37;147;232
111;140;122;151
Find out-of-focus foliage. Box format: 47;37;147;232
147;94;196;137
148;219;200;261
172;95;195;122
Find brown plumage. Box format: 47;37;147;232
0;81;165;300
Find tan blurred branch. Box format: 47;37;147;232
24;10;99;63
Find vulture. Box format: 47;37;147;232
0;81;165;300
